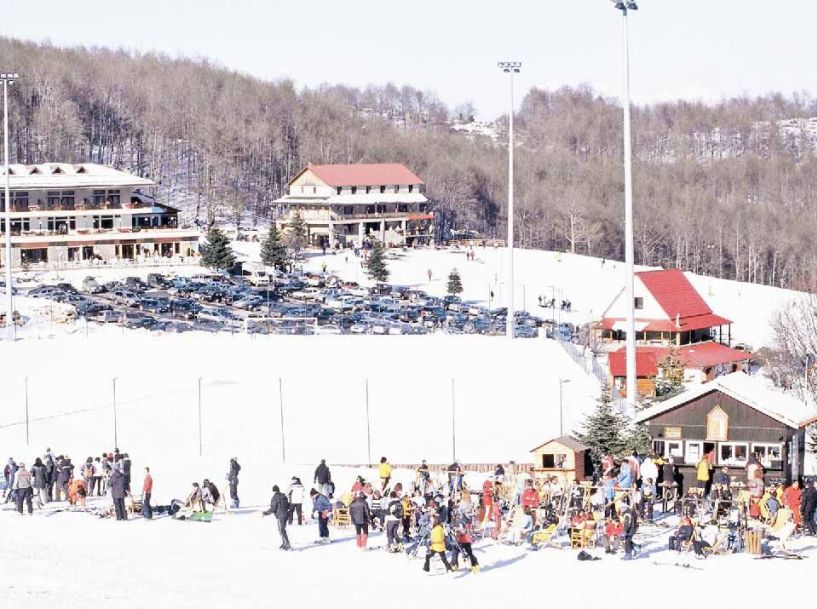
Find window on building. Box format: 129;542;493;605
394;185;399;193
419;203;428;212
541;453;567;469
106;190;121;206
752;443;782;469
685;441;703;465
408;185;414;193
365;186;371;194
60;191;75;209
634;297;644;310
47;191;61;208
665;441;683;459
337;187;342;195
343;206;354;215
397;204;408;213
351;186;357;195
651;440;665;458
706;406;729;441
312;187;317;194
380;186;386;194
719;442;748;466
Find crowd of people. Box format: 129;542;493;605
4;446;817;572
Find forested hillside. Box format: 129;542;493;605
3;36;817;289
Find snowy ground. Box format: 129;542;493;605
2;246;812;608
2;487;815;609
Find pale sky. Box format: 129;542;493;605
4;0;817;119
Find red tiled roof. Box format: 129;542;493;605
636;269;728;323
609;342;752;378
609;348;662;377
303;163;424;187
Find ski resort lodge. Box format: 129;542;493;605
637;372;817;485
0;163;199;269
273;163;434;248
597;269;752;397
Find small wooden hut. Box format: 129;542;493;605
530;435;592;484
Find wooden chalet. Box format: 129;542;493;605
530;435;593;484
636;372;817;486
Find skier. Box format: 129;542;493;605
4;458;18;503
287;477;305;525
228;458;241;509
55;456;73;502
451;508;479;573
142;467;153;519
262;485;291;550
310;487;332;543
44;452;56;502
349;492;372;550
12;462;34;515
802;480;817;536
423;516;453;574
314;459;332;499
378;457;392;492
122;453;132;493
82;458;96;497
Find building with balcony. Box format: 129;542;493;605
0;163;200;268
596;269;753;397
273;163;434;248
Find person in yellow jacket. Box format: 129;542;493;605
696;456;711;490
423;516;453;573
379;457;392;492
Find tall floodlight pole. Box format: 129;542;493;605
2;73;17;342
612;2;638;408
498;61;521;339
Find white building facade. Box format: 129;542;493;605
273;163;434;248
0;163;200;269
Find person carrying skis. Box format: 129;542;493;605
262;485;291;550
310;488;332;543
349;491;372;550
228;458;241;509
423;515;453;574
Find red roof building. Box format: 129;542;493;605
599;269;751;398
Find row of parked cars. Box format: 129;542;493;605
24;270;576;339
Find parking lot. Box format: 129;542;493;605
21;269;576;338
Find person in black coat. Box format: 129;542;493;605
349;492;372;550
621;504;639;559
263;485;291;550
110;467;128;521
228;458;241;508
314;460;332;497
802;480;817;536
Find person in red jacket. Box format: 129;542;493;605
451;510;479;573
783;481;802;527
142;467;153;519
521;480;540;526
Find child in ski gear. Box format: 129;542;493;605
423;516;453;573
602;517;623;553
262;485;291;550
621;503;638;559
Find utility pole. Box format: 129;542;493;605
498;61;521;339
2;73;18;342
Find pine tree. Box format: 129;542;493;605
621;422;652;456
658;348;685;388
260;222;288;271
574;386;628;463
447;268;463;296
200;227;236;270
367;238;390;282
286;213;307;254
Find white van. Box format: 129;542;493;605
242;263;270;286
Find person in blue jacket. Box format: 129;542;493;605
617;460;633;489
310;487;332;543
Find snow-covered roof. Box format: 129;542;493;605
0;163;154;189
636;371;817;429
